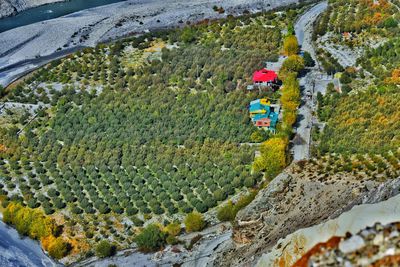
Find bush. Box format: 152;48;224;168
96;240;116;258
217;201;236;222
184;212;206;233
164;222;181;237
166;235;179;245
217;191;257;222
135;224;166;252
43;236;71;259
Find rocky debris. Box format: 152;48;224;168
0;0;66;19
0;0;16;18
256;187;400;267
308;222;400;266
211;160;400;266
338;235;365;254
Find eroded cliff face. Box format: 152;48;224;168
0;0;16;18
212;163;400;267
0;0;65;18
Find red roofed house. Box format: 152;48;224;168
253;69;278;86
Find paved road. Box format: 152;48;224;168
0;46;84;87
295;2;328;50
293;2;328;161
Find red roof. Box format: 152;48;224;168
253;69;278;83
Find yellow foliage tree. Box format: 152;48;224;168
283;110;297;127
280;73;300;118
283;35;299;56
3;202;70;259
253;137;288;176
46;236;70;259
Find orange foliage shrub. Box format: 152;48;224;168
385;68;400;84
0;144;7;153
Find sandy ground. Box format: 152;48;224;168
0;0;301;87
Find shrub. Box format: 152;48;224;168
166;235;179;245
96;240;116;258
164;222;181;237
217;201;236;222
135;224;166;252
184;212;206;233
43;236;71;259
217;191;257;222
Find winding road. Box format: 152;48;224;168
292;1;329;161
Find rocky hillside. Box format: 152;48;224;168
0;0;65;18
298;221;400;266
212;157;400;266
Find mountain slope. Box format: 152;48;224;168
0;0;65;18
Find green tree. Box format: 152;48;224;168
280;55;305;76
96;240;116;258
303;51;315;67
250;130;267;143
135;224;166;252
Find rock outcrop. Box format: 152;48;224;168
302;221;400;266
0;0;65;19
211;162;400;266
